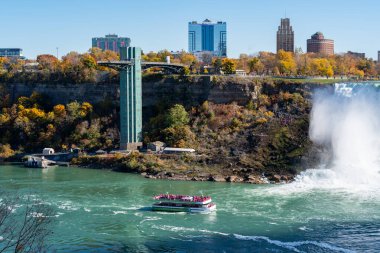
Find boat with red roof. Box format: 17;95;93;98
152;194;216;213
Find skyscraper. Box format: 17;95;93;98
378;51;380;63
92;34;131;54
188;19;227;57
277;18;294;52
307;32;334;56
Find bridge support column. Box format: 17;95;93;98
119;47;142;150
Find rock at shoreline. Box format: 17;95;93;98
208;175;226;182
226;175;243;183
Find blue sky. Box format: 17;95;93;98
1;0;379;59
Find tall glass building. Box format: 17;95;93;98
188;19;227;57
92;34;131;54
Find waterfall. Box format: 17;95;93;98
295;82;380;188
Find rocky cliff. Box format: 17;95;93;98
2;76;262;108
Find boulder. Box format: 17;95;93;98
208;175;226;182
165;172;174;177
226;175;237;182
226;175;243;183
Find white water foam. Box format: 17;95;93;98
233;234;354;253
292;83;380;191
151;225;352;252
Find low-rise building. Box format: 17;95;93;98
147;141;166;152
42;148;55;155
0;48;24;58
347;51;365;59
235;70;247;77
162;147;195;154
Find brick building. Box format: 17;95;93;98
307;32;334;56
277;18;294;52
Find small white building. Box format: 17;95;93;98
147;141;166;152
235;70;247;77
162;147;196;154
42;148;55;155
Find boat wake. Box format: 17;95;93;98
151;224;353;253
234;234;354;253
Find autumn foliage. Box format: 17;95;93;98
0;92;118;152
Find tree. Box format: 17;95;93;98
162;125;196;148
201;52;213;65
80;54;96;69
248;57;265;75
157;50;173;62
311;58;334;77
277;50;296;75
237;54;250;73
180;66;190;76
165;104;190;128
221;58;236;75
0;193;54;252
258;51;277;75
0;144;15;159
89;47;119;62
36;54;59;71
53;104;66;117
212;58;223;74
178;52;197;66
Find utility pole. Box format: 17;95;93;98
56;47;59;59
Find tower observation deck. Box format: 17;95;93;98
98;47;185;150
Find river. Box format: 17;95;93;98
0;165;378;252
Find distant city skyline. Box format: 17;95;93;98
0;0;379;59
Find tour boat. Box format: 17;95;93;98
152;194;216;213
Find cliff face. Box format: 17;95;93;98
3;76;261;108
5;83;119;106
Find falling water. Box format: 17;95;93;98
295;82;380;189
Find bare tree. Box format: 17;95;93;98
201;52;213;65
0;193;54;253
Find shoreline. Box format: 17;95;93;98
72;156;295;184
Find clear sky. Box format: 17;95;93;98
1;0;379;59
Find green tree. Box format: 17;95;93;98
212;58;223;74
165;104;190;128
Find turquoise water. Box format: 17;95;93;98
0;165;379;252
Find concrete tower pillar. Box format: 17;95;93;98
119;47;143;150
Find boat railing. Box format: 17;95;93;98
153;194;211;203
